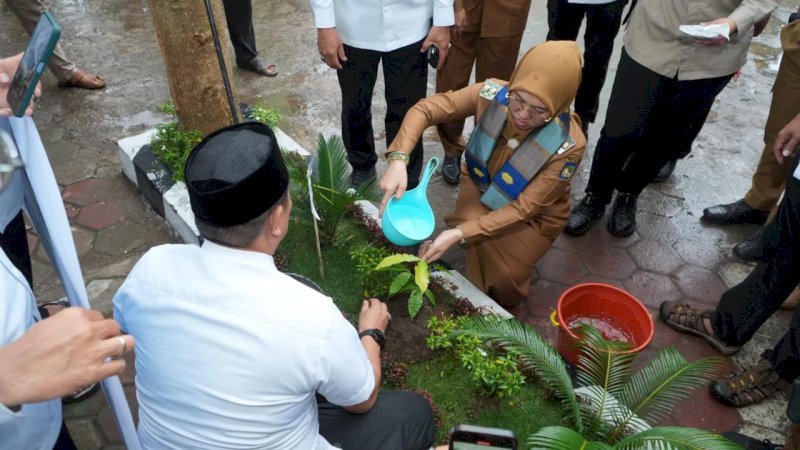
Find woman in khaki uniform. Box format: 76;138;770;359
379;41;586;307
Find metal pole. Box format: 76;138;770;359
202;0;239;124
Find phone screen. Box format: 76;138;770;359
452;442;514;450
7;13;60;116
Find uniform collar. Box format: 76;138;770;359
200;240;277;271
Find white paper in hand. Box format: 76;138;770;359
679;24;730;41
306;156;321;221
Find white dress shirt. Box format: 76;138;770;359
114;241;374;449
0;249;61;450
310;0;455;52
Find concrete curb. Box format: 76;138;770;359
117;128;510;318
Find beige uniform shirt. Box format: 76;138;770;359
624;0;777;80
389;81;586;243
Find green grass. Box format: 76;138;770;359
404;355;565;442
280;216;366;317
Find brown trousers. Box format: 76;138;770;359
435;31;524;157
445;169;556;308
4;0;76;82
743;43;800;215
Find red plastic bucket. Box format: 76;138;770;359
552;283;654;366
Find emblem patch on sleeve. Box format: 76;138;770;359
480;79;502;100
559;156;580;180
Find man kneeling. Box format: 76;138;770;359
113;123;435;449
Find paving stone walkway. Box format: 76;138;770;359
1;0;797;447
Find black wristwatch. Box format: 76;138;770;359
359;329;386;351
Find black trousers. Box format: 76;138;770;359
221;0;258;66
714;153;800;381
318;391;436;450
586;49;732;203
546;0;627;124
336;40;428;189
0;210;31;287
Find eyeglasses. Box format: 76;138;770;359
508;92;550;117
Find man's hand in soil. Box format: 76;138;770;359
0;307;132;409
775;112;800;164
358;298;388;333
317;28;347;70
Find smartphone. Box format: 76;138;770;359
449;424;517;450
6;11;61;117
427;45;439;69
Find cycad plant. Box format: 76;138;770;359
454;317;742;449
285;134;380;247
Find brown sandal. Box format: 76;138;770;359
58;68;106;89
710;359;788;407
659;301;741;355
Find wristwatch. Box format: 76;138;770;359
358;329;386;350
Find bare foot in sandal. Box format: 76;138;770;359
240;57;277;77
58;68;106;90
659;301;741;355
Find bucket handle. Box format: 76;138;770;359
549;310;559;327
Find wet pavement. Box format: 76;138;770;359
0;0;798;447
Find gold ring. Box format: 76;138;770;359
117;336;127;355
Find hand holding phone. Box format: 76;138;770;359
427;45;440;70
6;12;60;117
449;424;517;450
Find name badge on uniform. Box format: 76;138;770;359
560;156;580;180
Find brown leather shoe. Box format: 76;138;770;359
58;68;106;89
710;359;788;407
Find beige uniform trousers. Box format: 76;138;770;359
4;0;77;83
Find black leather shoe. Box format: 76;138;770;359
350;167;377;189
564;194;607;236
733;227;765;262
651;159;677;183
442;154;461;185
702;199;769;225
608;192;638;237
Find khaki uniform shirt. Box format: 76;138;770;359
389;81;586;243
624;0;777;80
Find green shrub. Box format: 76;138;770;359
149;123;202;182
248;101;282;128
427;316;526;401
350;245;394;298
373;254;436;319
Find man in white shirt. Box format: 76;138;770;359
113;122;436;449
311;0;453;190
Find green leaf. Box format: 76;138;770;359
616;426;743;450
415;260;429;293
375;253;419;270
408;289;423;319
389;272;412;296
424;289;436;306
526;426;614;450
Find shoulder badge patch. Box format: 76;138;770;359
480;79;503;100
559;156;580;180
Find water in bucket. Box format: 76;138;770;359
566;313;635;345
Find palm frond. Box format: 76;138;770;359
526;426;614;450
315;134;352;194
614;348;725;438
572;324;636;440
454;316;584;433
615;426;743;450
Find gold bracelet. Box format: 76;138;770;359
386;151;410;164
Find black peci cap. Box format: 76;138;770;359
185;122;289;227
